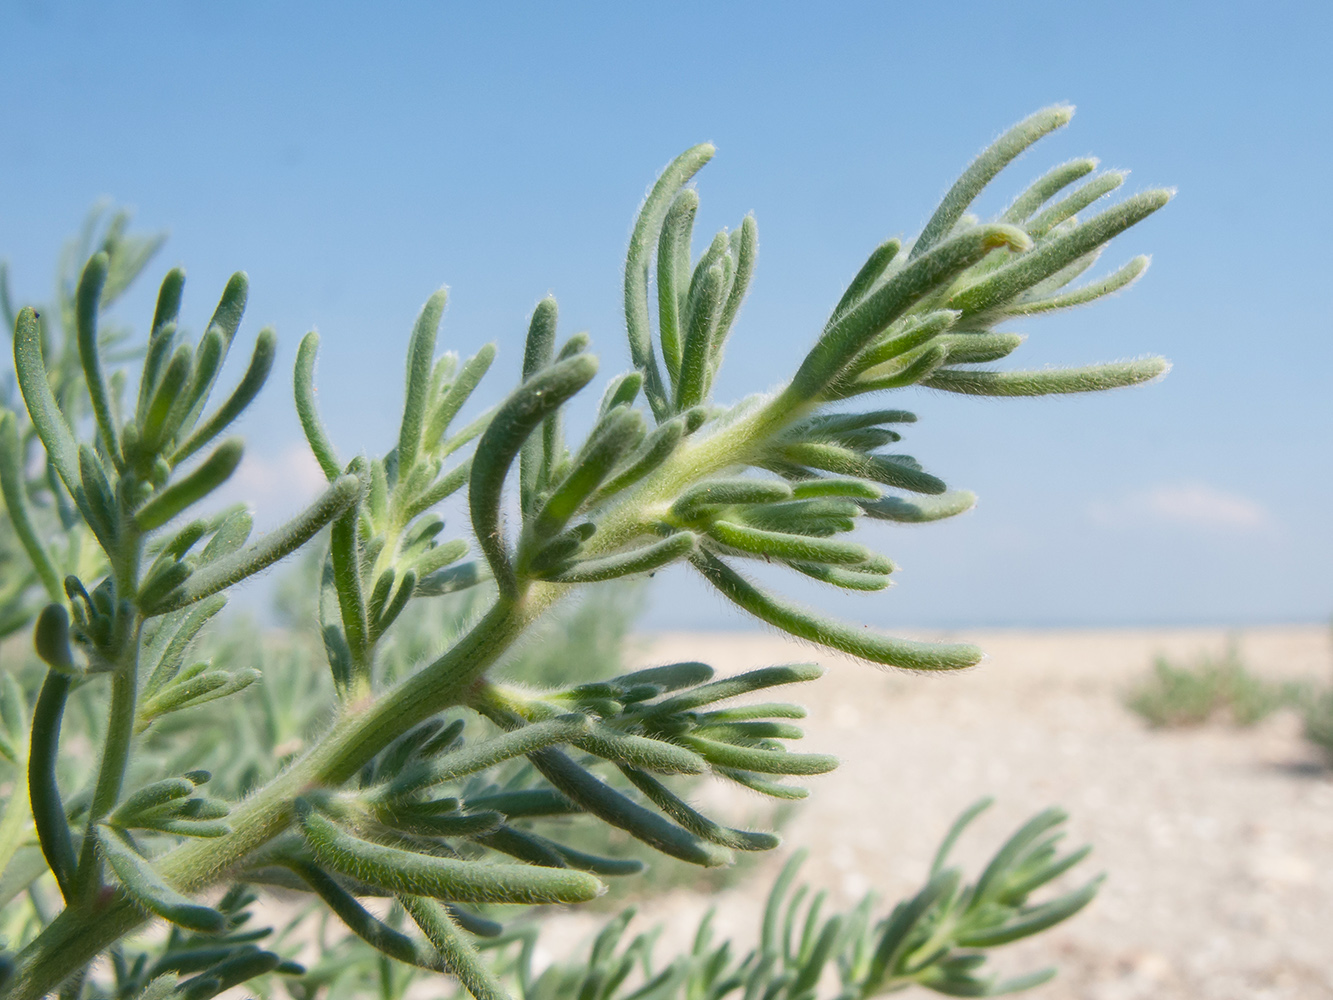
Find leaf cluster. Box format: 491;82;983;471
0;106;1168;1000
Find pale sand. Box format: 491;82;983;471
529;625;1333;1000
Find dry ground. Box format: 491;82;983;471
532;625;1333;1000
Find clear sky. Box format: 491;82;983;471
2;1;1330;629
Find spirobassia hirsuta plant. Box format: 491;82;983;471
0;105;1168;999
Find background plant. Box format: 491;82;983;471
1124;642;1307;729
0;106;1168;999
1123;637;1333;771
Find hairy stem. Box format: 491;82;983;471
72;649;139;905
8;386;811;997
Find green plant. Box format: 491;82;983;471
0;105;1169;999
376;799;1097;1000
1300;687;1333;766
1125;643;1303;729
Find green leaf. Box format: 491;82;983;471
1004;255;1149;317
519;298;560;514
787;561;890;591
289;860;444;970
717;768;808;800
113;778;196;821
1000;157;1098;223
789;225;1030;402
173;328;224;438
675;263;725;410
398;288;448;475
924;358;1169;397
866;868;960;986
707;519;871;566
676;734;837;776
598;371;645;417
930;798;993;876
846;310;959;378
691;552;982;670
140;343;193;457
136;322;179;428
970;807;1068;909
789;477;882;500
34;604;78;675
425;343;497;451
731;497;861;538
779;442;946;495
912;105;1073;259
370;569;415;639
199;508;253;563
0;411;63;600
135;439;243;531
539;531;696;583
419;714;592;784
948;190;1172;316
626;143;715;421
78;444;118;543
469;354;598;598
75;252;120;462
29;672;76;901
138;668;259;722
656;190;699;386
97;826;226;933
1027;170;1127;238
620;767;780;852
13;308;80;492
149;474;361;613
791;914;842;996
527;748;733;867
198;271;249;350
293;332;341;481
839;344;950;396
955;876;1102;947
613;660;713;691
575;723;708;775
671;478;793;521
400;895;515;1000
532;407;645;538
328;505;367;671
935;332;1025;365
174;272;249;438
861;490;976;523
592;414;686;501
641;664;822;716
150;266;186;336
170;328;276;465
175;951;280;1000
712;214;757;364
297;803;604;904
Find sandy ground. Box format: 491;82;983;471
529;625;1333;1000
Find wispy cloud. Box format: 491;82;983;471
1088;482;1271;532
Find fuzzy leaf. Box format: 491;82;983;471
297;803;604;904
692;552;982;670
98;827;226;933
924;358;1169;397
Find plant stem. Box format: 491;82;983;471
8;387;813;998
71;645;139;905
6;598;534;998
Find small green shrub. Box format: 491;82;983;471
1300;688;1333;766
1126;644;1304;729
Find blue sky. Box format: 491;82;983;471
2;1;1330;628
